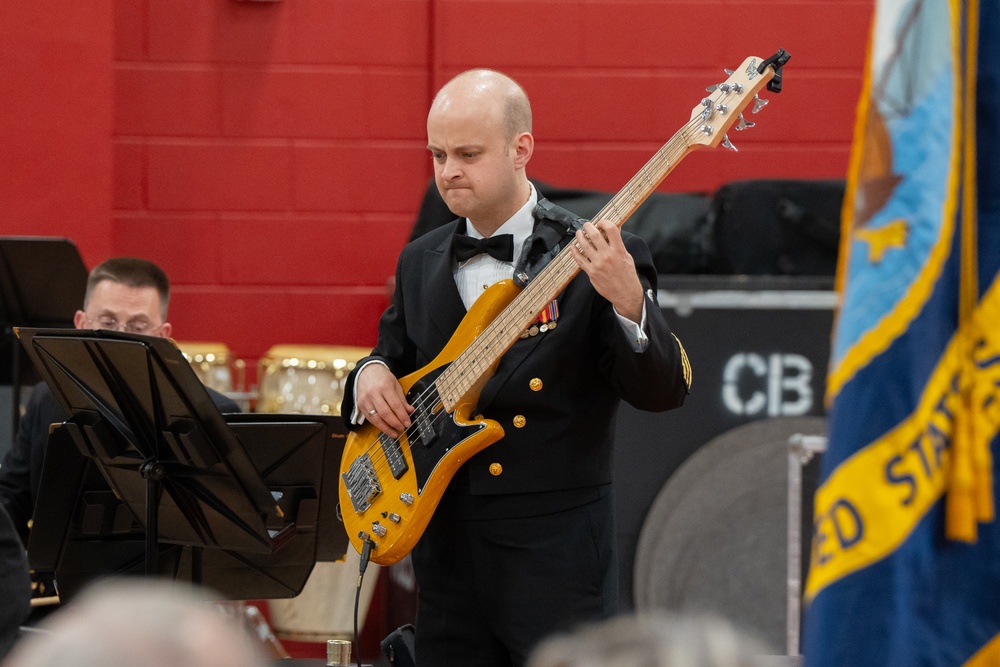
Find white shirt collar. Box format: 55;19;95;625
465;183;537;262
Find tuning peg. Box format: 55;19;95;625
752;95;769;114
721;135;738;152
705;84;720;92
700;98;715;120
735;114;755;131
724;68;735;76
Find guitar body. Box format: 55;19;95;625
339;280;521;565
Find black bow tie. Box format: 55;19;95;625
453;233;514;262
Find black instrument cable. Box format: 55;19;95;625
352;535;376;666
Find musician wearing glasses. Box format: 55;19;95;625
0;257;239;545
342;69;691;666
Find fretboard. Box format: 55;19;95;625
434;121;703;411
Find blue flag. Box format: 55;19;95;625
803;1;1000;665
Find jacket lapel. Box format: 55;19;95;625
475;303;552;411
476;200;579;411
422;223;467;349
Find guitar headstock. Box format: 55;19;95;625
687;50;790;151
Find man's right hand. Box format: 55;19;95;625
356;362;413;438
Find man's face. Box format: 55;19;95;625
427;99;524;230
73;280;172;338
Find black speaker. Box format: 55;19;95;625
614;275;834;617
706;179;845;276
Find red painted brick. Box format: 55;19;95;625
111;214;221;284
519;72;691;143
222;70;427;139
211;216;410;287
360;72;430;138
223;69;344;138
464;64;857;148
742;73;865;144
530;146;671;195
290;0;430;66
147;142;292;210
115;66;222;136
292;143;429;213
579;2;871;71
436;1;584;67
114;0;146;61
148;0;296;63
2;2;115;261
147;0;224;63
149;0;430;66
113;141;145;210
168;287;387;361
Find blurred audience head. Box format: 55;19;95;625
3;579;266;667
527;611;773;667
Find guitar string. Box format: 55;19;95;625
351;115;716;486
348;91;753;486
349;125;701;488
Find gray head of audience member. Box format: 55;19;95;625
2;580;267;667
526;612;774;667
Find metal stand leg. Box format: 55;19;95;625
787;433;827;657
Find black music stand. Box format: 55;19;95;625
0;237;87;444
17;327;349;601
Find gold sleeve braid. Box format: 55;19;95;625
672;333;692;391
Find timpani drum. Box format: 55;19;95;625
257;344;379;642
256;344;370;416
177;341;249;411
176;341;238;395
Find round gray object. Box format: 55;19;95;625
633;417;826;651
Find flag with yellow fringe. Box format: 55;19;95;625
803;0;1000;664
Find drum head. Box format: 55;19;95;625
633;416;825;651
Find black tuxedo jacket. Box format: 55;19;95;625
343;198;689;499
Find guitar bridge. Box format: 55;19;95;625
342;454;381;512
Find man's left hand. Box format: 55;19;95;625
569;220;644;322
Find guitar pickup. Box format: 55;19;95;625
379;434;409;479
413;413;437;449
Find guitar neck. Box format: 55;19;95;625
433;50;785;409
435;126;701;410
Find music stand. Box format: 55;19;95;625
0;237;87;443
17;327;348;601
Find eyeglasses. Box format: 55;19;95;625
84;314;162;335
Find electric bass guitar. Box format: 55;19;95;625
340;50;790;565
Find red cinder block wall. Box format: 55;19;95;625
0;1;115;265
4;0;873;374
